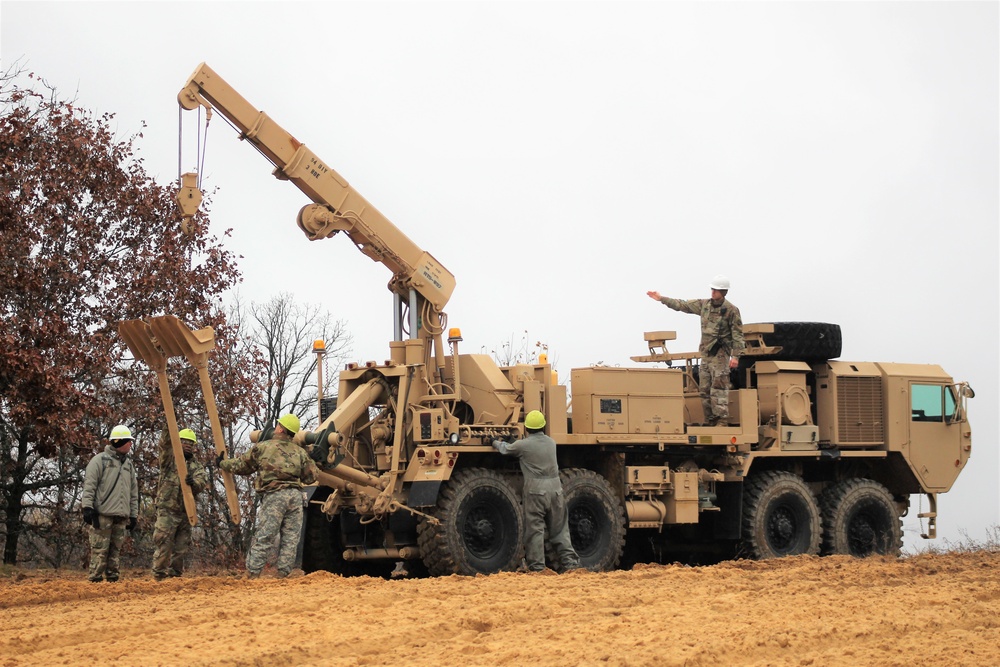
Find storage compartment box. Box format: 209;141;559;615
571;367;684;434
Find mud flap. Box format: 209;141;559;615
712;481;743;540
407;480;443;507
296;486;327;569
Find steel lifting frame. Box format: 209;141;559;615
119;315;241;525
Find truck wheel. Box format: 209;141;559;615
302;496;400;578
820;479;902;557
417;468;523;576
301;494;351;575
753;322;842;361
547;469;626;572
741;471;821;559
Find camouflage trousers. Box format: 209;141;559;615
523;477;579;571
88;515;127;582
699;349;733;424
246;487;305;576
151;510;192;579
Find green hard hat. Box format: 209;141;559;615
178;428;197;443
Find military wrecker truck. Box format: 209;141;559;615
134;63;974;577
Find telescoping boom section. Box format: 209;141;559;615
177;63;455;321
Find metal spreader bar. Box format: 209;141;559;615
119;315;242;526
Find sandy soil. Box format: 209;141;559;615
1;552;998;667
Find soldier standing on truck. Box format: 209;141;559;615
493;410;581;572
218;414;316;579
647;274;745;426
151;428;209;581
81;424;139;583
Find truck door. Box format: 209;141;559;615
907;383;967;491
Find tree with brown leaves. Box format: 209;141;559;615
0;67;260;565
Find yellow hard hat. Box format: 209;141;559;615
110;424;134;441
524;410;546;430
277;413;300;434
178;428;197;443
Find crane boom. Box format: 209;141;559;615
177;62;455;313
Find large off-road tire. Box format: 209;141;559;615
819;479;903;557
753;322;842;361
546;469;626;572
417;468;524;576
301;494;398;578
301;497;351;575
741;471;821;559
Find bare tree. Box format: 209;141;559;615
192;292;352;561
482;330;551;367
247;292;352;433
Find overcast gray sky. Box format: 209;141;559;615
3;1;997;550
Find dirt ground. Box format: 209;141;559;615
1;551;998;667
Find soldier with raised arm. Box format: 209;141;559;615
647;274;745;426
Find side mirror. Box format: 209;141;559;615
949;383;975;424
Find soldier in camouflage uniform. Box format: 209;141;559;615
81;424;139;583
218;414;317;578
647;274;745;425
151;428;209;581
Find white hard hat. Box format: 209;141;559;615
709;274;731;291
110;424;134;441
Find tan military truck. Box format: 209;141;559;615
138;63;973;577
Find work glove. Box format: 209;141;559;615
215;452;225;467
82;507;96;527
127;517;137;532
491;439;504;450
185;470;195;487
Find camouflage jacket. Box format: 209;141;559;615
220;432;317;493
658;296;745;359
82;445;138;519
155;433;209;514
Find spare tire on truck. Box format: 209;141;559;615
734;322;841;388
750;322;842;361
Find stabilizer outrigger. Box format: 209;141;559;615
119;315;241;526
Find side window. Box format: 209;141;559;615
911;384;946;422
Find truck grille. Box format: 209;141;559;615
837;376;884;444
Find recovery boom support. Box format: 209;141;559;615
177;63;455;319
